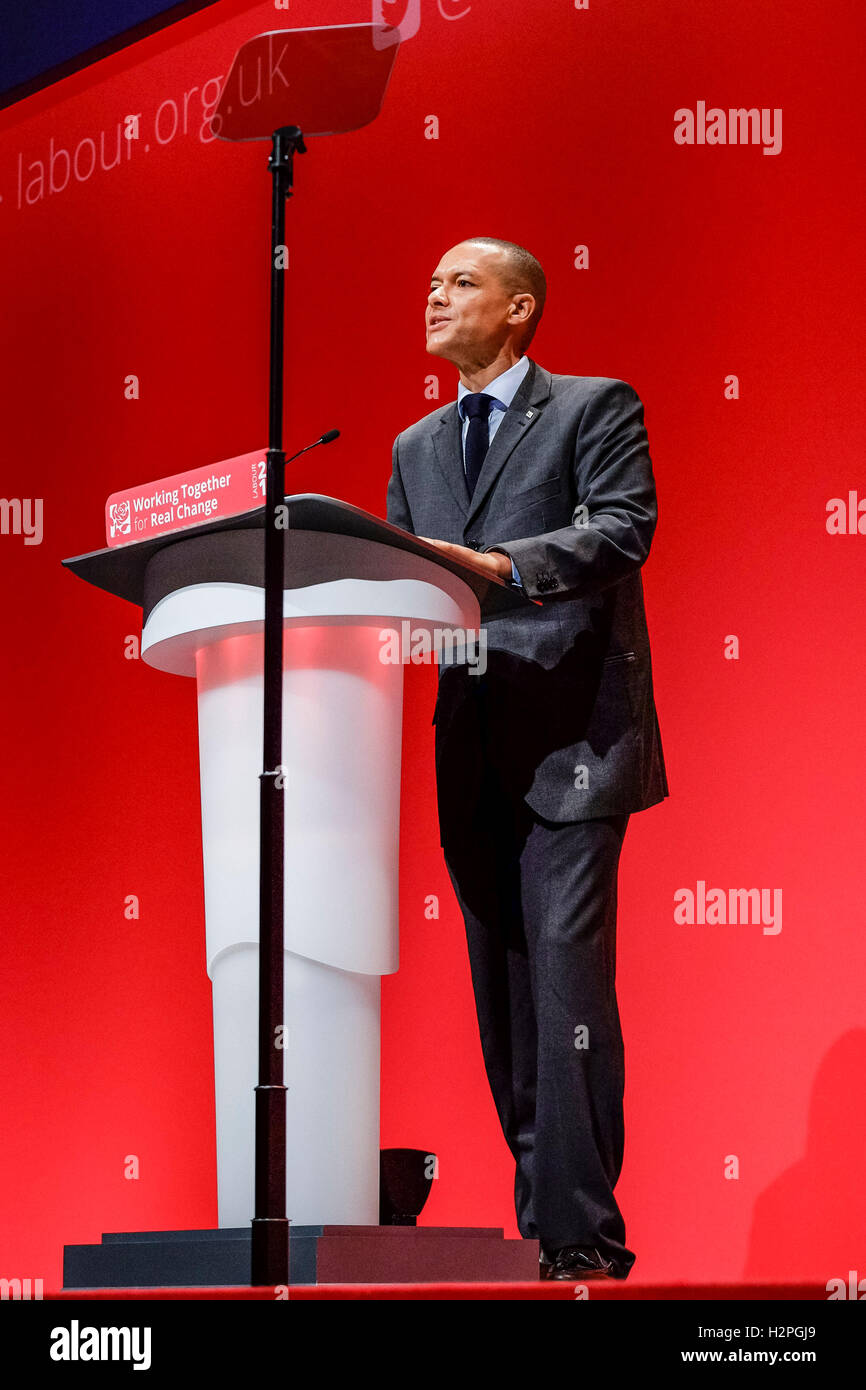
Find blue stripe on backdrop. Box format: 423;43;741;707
0;0;219;107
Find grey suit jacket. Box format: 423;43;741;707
386;357;669;826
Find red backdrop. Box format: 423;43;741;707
1;0;864;1290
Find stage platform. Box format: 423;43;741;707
45;1280;827;1301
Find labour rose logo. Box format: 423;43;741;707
108;500;131;537
372;0;421;48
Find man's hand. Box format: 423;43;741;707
419;537;512;580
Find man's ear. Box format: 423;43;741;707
510;293;535;324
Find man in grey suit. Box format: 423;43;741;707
386;237;668;1280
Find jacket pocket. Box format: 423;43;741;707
508;473;562;503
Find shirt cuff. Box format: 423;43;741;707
481;545;525;589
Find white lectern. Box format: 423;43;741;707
63;495;527;1230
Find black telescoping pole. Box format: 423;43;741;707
251;124;305;1288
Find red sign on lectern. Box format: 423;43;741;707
104;449;267;547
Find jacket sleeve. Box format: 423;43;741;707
385;434;415;533
482;380;658;602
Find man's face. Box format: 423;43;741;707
425;242;526;366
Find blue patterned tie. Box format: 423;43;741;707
463;392;495;497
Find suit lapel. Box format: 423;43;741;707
428;359;554;524
464;359;552;527
430;405;471;515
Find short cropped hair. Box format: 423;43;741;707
465;237;547;348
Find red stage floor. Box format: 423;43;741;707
44;1280;828;1301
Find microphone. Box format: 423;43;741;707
276;430;340;505
284;429;340;464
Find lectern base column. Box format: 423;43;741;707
192;619;404;1228
212;943;380;1228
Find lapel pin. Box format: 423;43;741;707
525;409;535;418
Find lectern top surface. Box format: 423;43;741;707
62;494;534;620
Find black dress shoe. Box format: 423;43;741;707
542;1245;617;1280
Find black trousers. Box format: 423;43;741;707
442;767;635;1276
